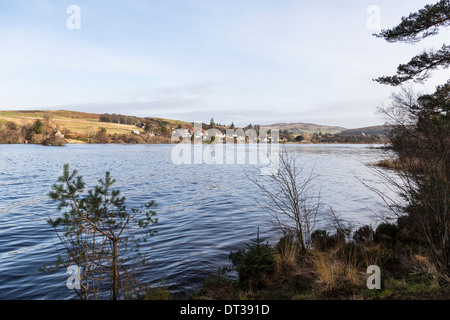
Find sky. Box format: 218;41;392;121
0;0;449;129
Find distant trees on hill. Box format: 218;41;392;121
99;113;173;139
338;126;390;136
291;131;385;144
99;113;142;126
308;134;384;144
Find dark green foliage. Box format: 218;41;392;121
140;286;173;300
159;123;168;134
353;225;374;246
375;0;450;43
195;267;240;300
100;113;142;126
100;113;174;139
309;134;384;144
32;119;43;134
311;230;336;251
311;228;348;251
229;229;275;290
374;223;399;248
375;0;450;86
375;44;450;85
48;164;158;243
385;85;450;271
375;1;450;278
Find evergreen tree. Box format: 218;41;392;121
32;119;43;134
374;0;450;86
374;1;450;276
46;164;158;299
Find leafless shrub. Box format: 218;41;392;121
247;146;327;251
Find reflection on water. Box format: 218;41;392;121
0;144;395;299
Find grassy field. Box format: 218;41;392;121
0;110;189;136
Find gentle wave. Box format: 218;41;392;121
0;143;395;299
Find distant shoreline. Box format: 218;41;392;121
0;141;388;146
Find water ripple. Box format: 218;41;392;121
0;144;397;299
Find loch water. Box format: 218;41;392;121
0;143;396;299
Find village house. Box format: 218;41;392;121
53;131;64;138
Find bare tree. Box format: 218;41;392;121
247;147;323;251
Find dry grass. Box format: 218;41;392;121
0;110;193;138
273;240;300;274
53;118;138;135
374;158;406;170
373;157;429;174
310;252;337;290
400;254;437;277
194;239;450;300
0;110;140;135
307;247;365;293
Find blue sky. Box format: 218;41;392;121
0;0;448;128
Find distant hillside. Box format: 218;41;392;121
338;125;391;136
0;110;190;136
1;110;390;145
261;122;347;135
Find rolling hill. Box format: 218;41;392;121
0;110;191;136
1;110;388;144
260;122;347;135
338;125;391;136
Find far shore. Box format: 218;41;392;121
3;140;389;146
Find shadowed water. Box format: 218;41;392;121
0;143;395;299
